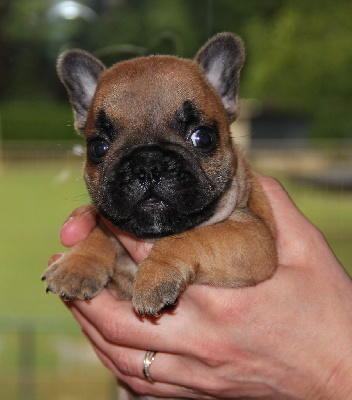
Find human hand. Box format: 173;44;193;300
56;206;152;264
57;175;352;399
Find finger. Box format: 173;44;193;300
255;174;308;228
74;307;217;398
89;343;214;399
72;305;164;380
102;218;153;263
60;205;97;247
117;232;153;264
255;174;322;266
70;290;198;354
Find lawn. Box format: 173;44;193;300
0;156;351;400
0;158;88;320
281;178;352;272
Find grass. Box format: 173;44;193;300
281;178;352;272
0;329;114;398
0;159;88;320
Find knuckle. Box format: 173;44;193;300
195;338;228;369
300;222;326;257
116;352;137;376
257;174;283;193
309;224;326;245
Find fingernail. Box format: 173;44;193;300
59;216;74;239
62;216;74;229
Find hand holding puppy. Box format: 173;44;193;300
59;175;352;400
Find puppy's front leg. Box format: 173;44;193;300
43;223;118;300
132;211;277;316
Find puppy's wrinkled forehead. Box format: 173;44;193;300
89;56;224;129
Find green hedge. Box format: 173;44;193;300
0;101;78;141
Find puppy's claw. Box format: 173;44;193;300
84;293;92;302
136;309;160;318
164;300;178;310
61;292;71;301
41;275;46;281
150;311;160;318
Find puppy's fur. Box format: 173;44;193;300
43;34;277;397
43;31;277;400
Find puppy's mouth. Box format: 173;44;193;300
96;144;219;239
139;196;167;211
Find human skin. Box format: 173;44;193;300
53;175;352;399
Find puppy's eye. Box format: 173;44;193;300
88;139;109;163
190;127;217;151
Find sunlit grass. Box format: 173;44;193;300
282;178;352;273
0;160;87;318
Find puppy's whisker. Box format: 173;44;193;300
64;193;90;202
79;204;97;218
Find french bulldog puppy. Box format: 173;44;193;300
43;33;277;318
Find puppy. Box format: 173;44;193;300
43;33;277;318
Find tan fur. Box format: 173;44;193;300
132;169;276;314
44;223;118;299
43;33;277;316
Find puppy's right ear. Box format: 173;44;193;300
57;50;106;133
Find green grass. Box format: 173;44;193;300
282;178;352;273
0;159;88;320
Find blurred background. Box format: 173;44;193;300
0;0;351;399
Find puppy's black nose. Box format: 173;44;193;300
119;145;176;188
133;163;162;185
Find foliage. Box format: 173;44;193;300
0;101;75;141
243;0;352;138
0;0;351;138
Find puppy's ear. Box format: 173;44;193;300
195;33;245;122
57;50;106;133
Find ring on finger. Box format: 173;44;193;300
143;350;157;382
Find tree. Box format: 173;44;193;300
243;0;352;138
1;0;351;138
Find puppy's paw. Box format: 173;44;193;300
42;252;113;301
132;261;185;316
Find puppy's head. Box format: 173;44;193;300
58;33;246;239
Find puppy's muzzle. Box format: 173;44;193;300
118;145;195;193
98;144;216;238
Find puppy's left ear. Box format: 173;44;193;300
195;33;245;122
